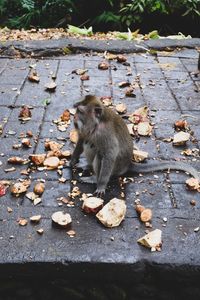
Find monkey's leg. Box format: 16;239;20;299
95;156;116;197
79;155;101;184
70;138;83;166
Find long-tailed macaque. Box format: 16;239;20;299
70;95;199;196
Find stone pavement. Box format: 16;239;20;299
0;39;200;299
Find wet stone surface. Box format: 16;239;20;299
0;47;200;298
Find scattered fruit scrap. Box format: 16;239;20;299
11;180;31;196
135;204;153;223
173;131;190;146
18;106;32;121
96;198;126;228
133;149;149;162
137;229;162;252
186;178;200;192
51;211;72;228
82;197;104;214
28;70;40;83
45;81;57;91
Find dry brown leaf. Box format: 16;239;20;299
96;198;126;228
51;211;72;228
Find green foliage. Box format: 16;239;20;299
0;0;199;31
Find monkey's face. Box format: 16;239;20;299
73;101;103;132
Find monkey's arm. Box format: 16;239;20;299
70;138;84;166
198;53;200;71
130;161;200;180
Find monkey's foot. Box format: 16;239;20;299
94;188;105;198
79;175;96;184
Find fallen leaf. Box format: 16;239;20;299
137;229;162;252
96;198;126;228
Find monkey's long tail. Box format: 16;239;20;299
130;161;200;180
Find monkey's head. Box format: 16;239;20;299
73;95;103;132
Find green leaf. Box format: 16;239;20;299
42;98;51;106
67;25;93;36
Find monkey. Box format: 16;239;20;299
70;95;200;197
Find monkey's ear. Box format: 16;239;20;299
94;105;103;118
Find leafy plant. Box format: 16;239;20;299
68;24;93;35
